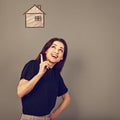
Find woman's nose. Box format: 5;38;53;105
54;49;59;53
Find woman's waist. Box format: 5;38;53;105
21;114;49;120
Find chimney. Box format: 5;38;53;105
37;5;41;9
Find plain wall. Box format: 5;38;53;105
0;0;120;120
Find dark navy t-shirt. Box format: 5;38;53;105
20;60;68;116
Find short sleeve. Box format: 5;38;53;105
20;60;36;80
57;73;68;97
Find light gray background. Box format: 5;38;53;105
0;0;120;120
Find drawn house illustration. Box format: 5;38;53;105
24;4;45;28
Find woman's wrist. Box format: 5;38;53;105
36;72;44;79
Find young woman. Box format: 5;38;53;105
17;38;70;120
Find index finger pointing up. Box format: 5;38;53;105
40;54;43;62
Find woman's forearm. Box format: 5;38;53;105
54;93;70;114
49;92;70;120
17;72;43;98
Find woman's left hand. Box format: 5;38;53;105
49;112;57;120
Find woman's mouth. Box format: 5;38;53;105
51;54;58;59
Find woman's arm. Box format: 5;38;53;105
17;59;51;98
49;92;70;120
17;72;43;98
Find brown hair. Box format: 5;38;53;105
36;38;68;72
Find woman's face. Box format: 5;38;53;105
45;41;64;64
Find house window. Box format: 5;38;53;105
35;16;42;21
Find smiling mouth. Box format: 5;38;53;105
51;54;58;59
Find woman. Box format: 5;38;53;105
17;38;70;120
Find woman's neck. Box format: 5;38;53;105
47;60;56;68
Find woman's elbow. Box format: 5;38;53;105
17;88;23;98
67;93;71;105
63;92;71;105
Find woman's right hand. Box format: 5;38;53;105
38;54;50;75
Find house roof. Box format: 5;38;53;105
24;4;45;14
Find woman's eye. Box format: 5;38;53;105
51;45;56;48
59;49;64;53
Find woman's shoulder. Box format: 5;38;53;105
25;59;39;66
28;59;39;63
